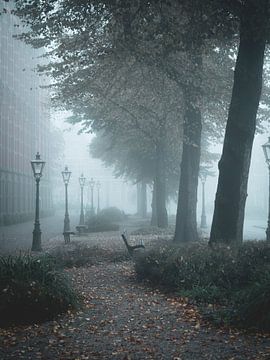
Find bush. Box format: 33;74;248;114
86;207;125;233
232;270;270;331
134;241;270;331
98;207;126;222
0;253;79;327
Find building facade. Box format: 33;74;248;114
0;3;54;225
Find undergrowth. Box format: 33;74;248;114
134;241;270;332
0;253;79;327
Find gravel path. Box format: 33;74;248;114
0;261;269;360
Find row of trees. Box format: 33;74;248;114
11;0;270;245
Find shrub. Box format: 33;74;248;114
0;253;79;327
86;207;125;233
232;270;270;331
134;241;270;331
98;207;126;223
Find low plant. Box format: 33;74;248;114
134;241;270;331
86;207;125;233
0;253;79;327
98;207;126;223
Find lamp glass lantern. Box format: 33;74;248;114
96;180;101;189
89;177;95;189
62;166;71;184
79;173;86;187
262;137;270;166
31;152;45;179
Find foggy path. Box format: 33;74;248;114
0;211;78;253
1;261;269;359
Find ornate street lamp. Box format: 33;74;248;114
199;166;208;228
62;166;71;244
96;180;101;213
89;177;95;215
79;173;86;225
30;152;45;251
262;137;270;242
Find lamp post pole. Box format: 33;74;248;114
199;166;208;229
62;166;71;243
267;166;270;242
97;181;101;214
33;177;41;250
262;137;270;242
64;182;70;231
31;152;45;252
79;174;86;225
201;179;207;228
89;177;95;215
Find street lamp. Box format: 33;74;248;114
199;166;207;228
262;137;270;242
79;173;86;225
89;177;95;215
96;180;101;213
62;166;71;244
30;152;45;251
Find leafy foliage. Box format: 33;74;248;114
0;253;79;327
85;207;125;233
134;241;270;331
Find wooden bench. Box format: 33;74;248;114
121;233;145;257
75;225;88;236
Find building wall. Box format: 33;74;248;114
0;3;54;225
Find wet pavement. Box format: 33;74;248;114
0;211;79;254
0;213;267;254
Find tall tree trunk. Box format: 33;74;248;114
141;180;147;218
174;84;202;242
136;182;141;215
210;1;267;245
155;141;168;228
151;180;157;226
137;181;147;218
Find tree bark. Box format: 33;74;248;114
140;180;147;218
151;180;157;226
155;141;168;228
137;181;147;218
174;84;202;242
209;0;267;245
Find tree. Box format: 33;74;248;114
12;0;240;239
210;0;269;245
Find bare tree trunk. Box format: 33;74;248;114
174;84;202;242
141;180;147;218
155;141;168;228
137;181;147;218
151;180;157;226
210;0;267;245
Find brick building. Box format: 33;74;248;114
0;3;55;225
